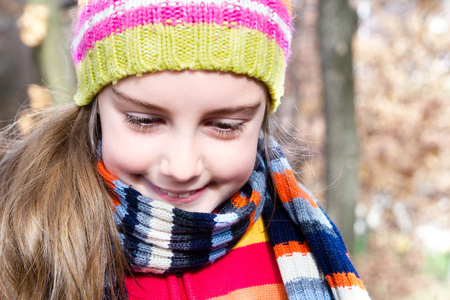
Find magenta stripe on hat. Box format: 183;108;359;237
75;0;291;33
74;0;121;36
72;3;291;65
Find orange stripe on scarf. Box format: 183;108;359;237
273;240;311;259
97;161;121;206
326;272;367;290
273;170;318;207
231;190;262;209
231;190;262;227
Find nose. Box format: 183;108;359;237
159;135;204;182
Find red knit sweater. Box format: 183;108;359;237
124;217;288;300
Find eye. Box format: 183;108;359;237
125;114;165;129
205;121;246;138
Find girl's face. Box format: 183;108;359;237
98;71;267;213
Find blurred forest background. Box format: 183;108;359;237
1;0;449;299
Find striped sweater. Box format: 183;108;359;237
124;217;288;299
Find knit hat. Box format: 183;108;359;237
72;0;293;110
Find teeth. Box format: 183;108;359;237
178;192;191;198
161;189;195;198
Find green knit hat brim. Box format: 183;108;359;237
74;23;286;111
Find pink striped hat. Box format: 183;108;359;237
72;0;293;110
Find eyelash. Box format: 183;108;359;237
125;115;164;128
207;121;246;138
125;115;246;137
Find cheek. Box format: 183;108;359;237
98;101;152;175
103;141;162;174
100;121;159;175
207;140;259;183
208;126;262;183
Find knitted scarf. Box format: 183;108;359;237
98;140;371;300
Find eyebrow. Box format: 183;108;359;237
110;85;263;115
111;85;168;113
207;102;262;116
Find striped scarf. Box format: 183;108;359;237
98;140;371;299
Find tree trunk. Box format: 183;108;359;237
318;0;358;254
0;1;38;127
33;0;75;105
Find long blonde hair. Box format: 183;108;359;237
0;103;127;299
0;92;291;299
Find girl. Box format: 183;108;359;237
0;0;371;299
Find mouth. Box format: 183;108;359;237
142;178;207;203
159;188;197;199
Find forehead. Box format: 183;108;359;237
108;70;268;111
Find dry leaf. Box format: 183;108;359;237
27;84;52;110
17;4;51;47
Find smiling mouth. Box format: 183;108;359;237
159;188;197;199
142;177;207;201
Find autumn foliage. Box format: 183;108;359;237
283;0;450;299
